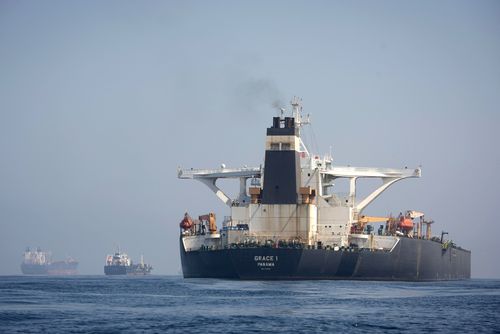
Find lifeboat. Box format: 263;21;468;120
399;216;414;231
179;213;193;230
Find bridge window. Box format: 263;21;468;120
270;143;291;151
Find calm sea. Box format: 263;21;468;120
0;276;499;333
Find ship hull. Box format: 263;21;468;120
104;265;128;275
21;263;78;275
104;265;152;275
180;237;471;281
20;264;48;275
47;261;79;275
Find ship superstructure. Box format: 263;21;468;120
177;98;471;280
21;247;50;275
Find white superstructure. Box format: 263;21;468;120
178;98;421;250
23;247;51;265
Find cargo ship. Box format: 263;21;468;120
177;97;471;280
104;250;153;275
21;247;78;275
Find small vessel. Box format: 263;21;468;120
177;97;471;280
21;247;79;275
104;249;152;276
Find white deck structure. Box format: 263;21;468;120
178;98;421;248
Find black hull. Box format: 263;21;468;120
180;238;471;281
104;265;152;276
104;265;127;275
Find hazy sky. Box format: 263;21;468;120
1;1;499;277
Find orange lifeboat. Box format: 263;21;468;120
179;213;193;230
399;216;414;231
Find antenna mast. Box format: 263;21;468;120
291;96;310;129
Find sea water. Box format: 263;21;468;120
0;276;499;333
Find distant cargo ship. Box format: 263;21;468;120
177;97;471;280
104;249;152;276
21;247;78;275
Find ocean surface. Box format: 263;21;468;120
0;276;499;333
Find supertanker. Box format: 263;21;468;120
177;98;471;280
